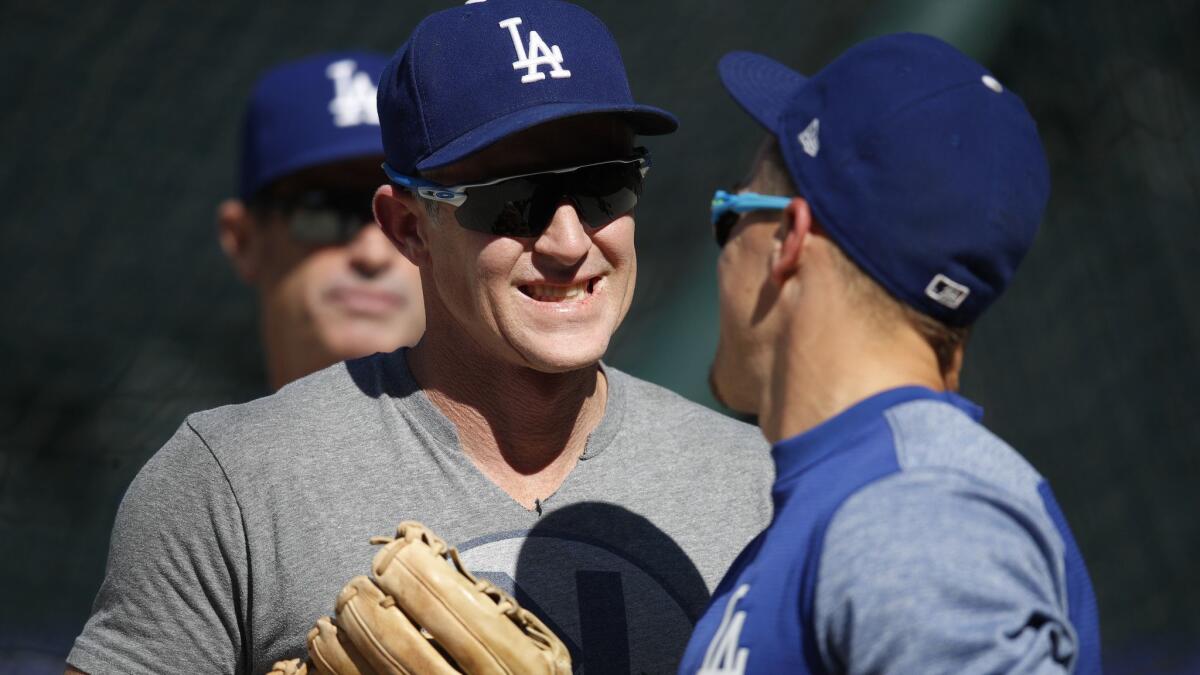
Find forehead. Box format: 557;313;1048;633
426;114;635;185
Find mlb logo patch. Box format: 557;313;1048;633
925;273;970;309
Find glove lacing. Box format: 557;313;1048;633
370;526;561;653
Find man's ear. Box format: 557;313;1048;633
770;197;814;287
374;184;432;267
217;199;264;284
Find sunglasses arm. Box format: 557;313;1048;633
381;163;468;207
710;190;793;224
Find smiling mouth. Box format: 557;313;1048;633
328;286;406;315
519;277;600;302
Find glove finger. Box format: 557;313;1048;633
307;616;373;675
335;575;460;675
372;529;553;673
265;658;308;675
512;606;573;674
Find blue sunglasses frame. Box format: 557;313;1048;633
710;189;791;247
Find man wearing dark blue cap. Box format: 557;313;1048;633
66;4;772;674
678;34;1102;674
216;52;424;391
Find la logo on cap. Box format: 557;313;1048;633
325;59;379;127
499;16;572;84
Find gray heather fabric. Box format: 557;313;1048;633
815;400;1077;674
68;350;773;675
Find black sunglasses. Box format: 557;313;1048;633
254;188;377;245
383;149;650;237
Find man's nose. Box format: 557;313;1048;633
347;223;398;277
531;200;591;265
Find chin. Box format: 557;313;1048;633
489;303;618;373
520;348;608;374
320;325;407;361
709;347;759;415
512;334;611;374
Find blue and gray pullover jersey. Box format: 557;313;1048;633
679;387;1101;674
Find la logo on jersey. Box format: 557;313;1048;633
499;17;572;84
325;59;379;127
698;584;751;675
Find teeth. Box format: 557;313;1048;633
524;282;589;301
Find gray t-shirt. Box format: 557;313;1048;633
68;350;773;675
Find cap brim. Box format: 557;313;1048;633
718;51;808;131
414;103;678;172
248;136;384;198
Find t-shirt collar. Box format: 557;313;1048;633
382;349;626;460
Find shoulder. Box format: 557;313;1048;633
820;467;1066;591
73;426;250;675
601;367;774;542
189;356;376;428
184;355;390;461
820;399;1069;612
121;420;235;514
606;366;766;448
813;465;1076;673
883;398;1047;506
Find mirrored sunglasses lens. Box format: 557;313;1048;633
453;160;644;237
570;163;642;228
286;191;375;244
456;179;543;236
289;210;344;243
457;176;566;237
289;211;371;244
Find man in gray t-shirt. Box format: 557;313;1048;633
67;3;772;675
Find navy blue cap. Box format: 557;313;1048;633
719;33;1050;326
239;51;389;199
377;0;677;175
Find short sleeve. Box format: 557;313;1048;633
813;468;1078;675
67;421;248;675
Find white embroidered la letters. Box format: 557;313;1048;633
499;17;572;83
698;584;751;674
325;59;379;127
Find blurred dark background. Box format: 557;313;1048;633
1;0;1197;673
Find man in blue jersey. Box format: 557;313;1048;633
679;34;1102;673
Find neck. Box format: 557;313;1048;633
759;304;945;445
260;303;329;391
406;328;607;508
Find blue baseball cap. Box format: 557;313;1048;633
239;51;389;199
719;33;1050;326
377;0;677;176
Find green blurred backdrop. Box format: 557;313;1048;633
1;0;1197;672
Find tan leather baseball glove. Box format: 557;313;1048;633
267;521;571;675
